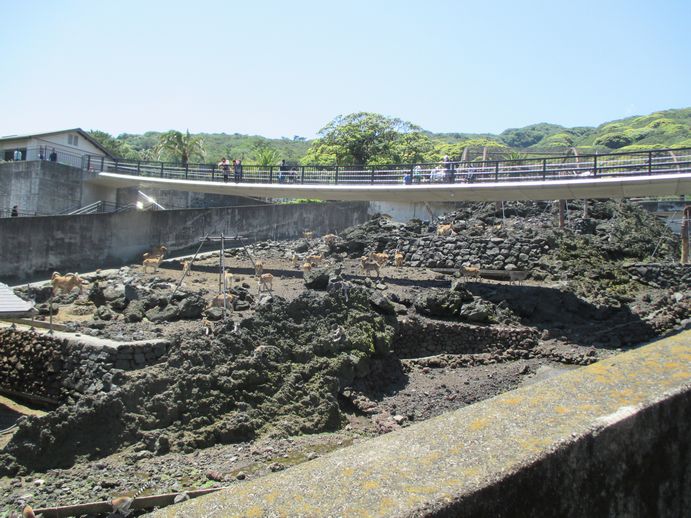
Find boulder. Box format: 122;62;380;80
88;283;107;308
145;302;179;323
176;294;206;319
414;289;467;318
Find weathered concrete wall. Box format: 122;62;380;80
0;161;89;215
0;324;168;403
154;330;691;518
0;201;369;284
394;317;538;358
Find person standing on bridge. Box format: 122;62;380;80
234;159;243;183
219;157;231;183
49;148;58;162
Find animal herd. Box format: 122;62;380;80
48;222;528;310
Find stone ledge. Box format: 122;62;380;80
153;330;691;517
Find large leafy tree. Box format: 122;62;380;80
303;112;433;166
252;144;282;167
155;130;205;165
88;130;140;159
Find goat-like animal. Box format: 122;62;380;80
360;257;381;278
306;253;324;266
209;292;236;308
180;259;193;276
143;244;167;260
461;265;481;280
369;252;389;267
394;251;404;267
51;272;84;295
142;256;163;273
254;260;264;277
301;262;312;272
436;224;455;236
258;273;274;292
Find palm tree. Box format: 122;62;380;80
155;130;205;166
253;145;281;167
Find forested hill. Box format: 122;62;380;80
90;107;690;165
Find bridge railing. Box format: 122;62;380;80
83;147;691;186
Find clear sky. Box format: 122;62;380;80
1;0;689;139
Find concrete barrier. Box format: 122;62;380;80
0;201;368;284
153;331;691;517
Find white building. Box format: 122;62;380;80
0;128;112;167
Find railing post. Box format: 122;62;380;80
212;165;216;181
495;161;499;182
137;161;141;175
86;155;91;171
269;166;273;184
100;156;104;172
114;159;119;172
301;166;305;184
542;158;547;180
648;151;653;175
371;168;375;184
593;154;598;177
185;163;189;179
335;166;339;185
160;162;164;177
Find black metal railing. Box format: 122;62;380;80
83;147;691;187
1;146;87;169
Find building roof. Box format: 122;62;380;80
0;128;114;158
0;283;35;316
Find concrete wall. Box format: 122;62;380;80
154;331;691;518
0;201;369;284
0;161;88;215
369;200;462;222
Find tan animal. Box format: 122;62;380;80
301;262;312;272
180;259;193;276
360;258;381;278
303;231;314;240
51;272;84;295
291;253;300;268
254;260;264;276
22;504;37;518
369;252;389;267
461;265;481;280
394;251;405;267
323;233;337;246
224;270;234;287
143;244;167;260
436;224;455;236
110;496;134;517
306;253;324;266
209;292;236;308
258;273;274;292
142;256;163;273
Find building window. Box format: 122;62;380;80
68;134;79;146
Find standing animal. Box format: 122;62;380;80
306;253;324;266
360;257;381;278
461;265;481;280
369;252;389;267
142;256;163;273
224;270;234;287
303;231;314;240
508;270;529;285
301;262;312;272
22;504;37;518
323;234;337;246
51;272;84;295
394;251;405;267
258;273;274;292
180;259;193;276
143;244;167;260
254;260;264;276
291;253;300;268
436;224;455;236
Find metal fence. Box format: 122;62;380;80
81;147;691;186
1;146;87;169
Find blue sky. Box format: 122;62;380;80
1;0;689;138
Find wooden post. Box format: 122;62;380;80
682;206;690;265
559;200;566;228
583;198;588;218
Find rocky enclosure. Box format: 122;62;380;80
0;200;689;515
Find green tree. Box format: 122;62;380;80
252;144;282;167
155;130;205;165
303;112;431;165
88;130;139;159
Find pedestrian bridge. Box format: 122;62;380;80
84;148;691;203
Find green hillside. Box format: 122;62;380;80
89;107;690;165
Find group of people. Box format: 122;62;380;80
403;155;475;185
9;147;58;162
217;158;243;183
